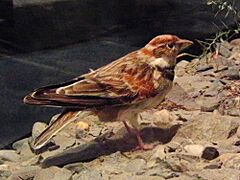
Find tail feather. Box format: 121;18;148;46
31;110;86;151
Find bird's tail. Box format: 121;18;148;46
31;109;90;151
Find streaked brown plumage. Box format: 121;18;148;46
24;34;193;151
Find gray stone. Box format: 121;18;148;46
124;159;146;173
32;122;48;139
145;109;179;129
18;141;35;160
12;138;29;151
174;112;240;142
0;150;21;162
165;83;201;111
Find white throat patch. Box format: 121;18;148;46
150;57;170;68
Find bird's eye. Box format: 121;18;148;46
166;43;175;49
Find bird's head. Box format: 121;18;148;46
143;34;193;68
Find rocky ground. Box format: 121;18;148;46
0;39;240;180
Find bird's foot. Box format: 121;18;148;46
134;141;159;151
123;121;159;151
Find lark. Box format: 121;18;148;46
24;34;193;151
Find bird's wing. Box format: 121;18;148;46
24;54;160;108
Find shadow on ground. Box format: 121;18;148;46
41;124;181;167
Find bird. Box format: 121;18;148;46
24;34;193;151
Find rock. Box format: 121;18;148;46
64;162;87;174
34;166;72;180
0;150;21;162
173;110;201;122
219;153;240;170
52;134;76;150
0;164;11;172
218;97;240;116
0;169;11;179
175;75;213;94
124;158;146;173
230;38;240;46
18;141;35;160
151;109;179;128
8;166;41;180
195;64;213;72
20;155;42;166
147;145;166;168
175;60;189;77
222;66;240;80
174;112;240;142
197;97;220;112
164;142;182;153
217;42;232;58
75;121;90;139
12;138;29;151
201;147;219;160
165;83;201;111
32;122;48;139
164;153;200;172
72;169;103;180
184;144;204;157
203;80;224;97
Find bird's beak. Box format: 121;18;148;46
176;39;193;51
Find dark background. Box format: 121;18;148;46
0;0;239;148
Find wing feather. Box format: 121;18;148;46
24;53;160;108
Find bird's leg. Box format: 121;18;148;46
125;117;158;151
123;121;132;134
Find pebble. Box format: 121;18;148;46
12;138;29;151
124;159;146;173
201;147;219;160
0;150;21;162
184;144;204;157
152;109;179;128
195;64;213;72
